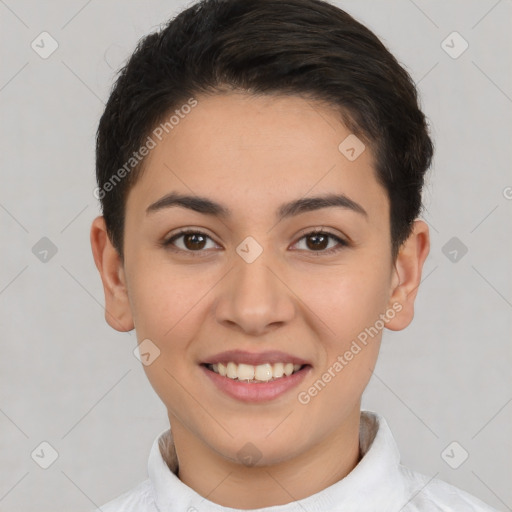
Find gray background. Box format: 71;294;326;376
1;0;511;511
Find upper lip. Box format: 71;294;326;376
202;350;311;367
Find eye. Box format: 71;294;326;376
292;229;349;255
162;228;349;257
163;229;219;256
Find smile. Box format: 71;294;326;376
201;362;311;402
206;362;304;383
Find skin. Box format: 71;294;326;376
90;92;430;509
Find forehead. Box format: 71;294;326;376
126;92;388;223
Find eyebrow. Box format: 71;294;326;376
146;191;368;220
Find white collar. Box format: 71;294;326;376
147;410;409;511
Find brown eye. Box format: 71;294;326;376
181;232;207;250
294;230;348;255
305;232;329;251
164;229;218;255
163;228;348;258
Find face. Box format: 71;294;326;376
92;92;429;468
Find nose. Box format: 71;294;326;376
214;244;295;336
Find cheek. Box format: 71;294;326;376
295;256;390;394
296;270;386;421
295;260;391;339
127;262;210;412
126;253;212;340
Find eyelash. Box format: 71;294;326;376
162;229;349;257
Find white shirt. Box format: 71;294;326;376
96;410;498;511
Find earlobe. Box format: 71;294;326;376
90;216;134;332
385;220;430;331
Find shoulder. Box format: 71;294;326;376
92;479;157;512
398;465;499;512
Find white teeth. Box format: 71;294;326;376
254;363;273;382
210;362;304;382
237;363;255;381
217;362;227;377
226;361;237;379
273;362;284;378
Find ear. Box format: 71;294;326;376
385;219;430;331
90;216;134;332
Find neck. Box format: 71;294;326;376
167;407;362;509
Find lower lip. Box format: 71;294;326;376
200;364;311;403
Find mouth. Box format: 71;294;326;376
199;354;312;402
201;361;309;383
